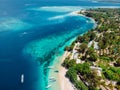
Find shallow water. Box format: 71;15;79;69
0;0;120;90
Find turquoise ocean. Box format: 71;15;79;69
0;0;120;90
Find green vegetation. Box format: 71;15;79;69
116;59;120;66
76;62;91;75
63;8;120;90
75;80;88;90
63;59;89;90
85;71;101;89
86;47;95;55
66;67;77;82
88;53;98;62
103;67;120;81
79;43;88;53
62;59;76;69
64;41;75;51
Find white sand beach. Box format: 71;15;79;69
58;51;75;90
47;51;75;90
48;11;96;90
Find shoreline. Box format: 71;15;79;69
47;10;96;90
47;37;76;90
58;10;96;90
58;51;75;90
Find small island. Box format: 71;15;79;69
62;8;120;90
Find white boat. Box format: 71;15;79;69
49;77;55;79
45;84;52;88
21;74;24;83
47;66;54;69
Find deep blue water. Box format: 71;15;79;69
0;0;120;90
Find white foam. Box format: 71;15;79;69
29;6;83;12
48;14;70;21
28;6;120;13
48;11;80;21
48;15;66;21
0;17;33;32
